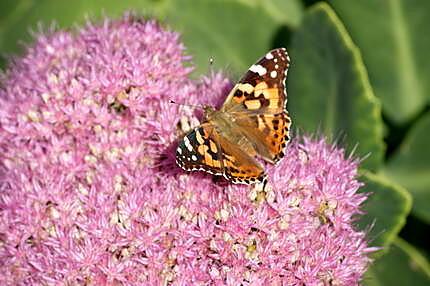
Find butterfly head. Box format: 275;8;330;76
203;105;216;120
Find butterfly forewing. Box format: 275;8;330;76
224;48;291;163
176;123;224;176
222;48;290;114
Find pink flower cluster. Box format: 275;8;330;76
0;15;372;285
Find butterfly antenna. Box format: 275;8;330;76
205;55;215;75
169;100;205;111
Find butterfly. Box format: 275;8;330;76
175;48;291;184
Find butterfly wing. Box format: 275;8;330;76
176;122;224;176
233;112;291;163
221;48;292;163
176;122;265;184
221;48;290;114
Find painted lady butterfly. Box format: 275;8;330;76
176;48;291;184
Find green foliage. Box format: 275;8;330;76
288;3;384;171
364;238;430;285
329;0;430;124
0;0;303;75
235;0;303;27
358;172;411;255
0;0;429;284
164;0;302;76
0;0;165;68
384;112;430;223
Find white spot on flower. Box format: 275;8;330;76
278;214;290;230
220;209;229;221
114;174;123;192
41;92;50;103
27;110;41;122
77;183;89;196
223;232;233;242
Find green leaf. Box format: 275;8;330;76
364;238;430;286
0;0;30;28
0;0;304;76
358;172;411;255
235;0;303;27
384;112;430;223
164;0;293;76
0;0;32;67
288;3;385;171
329;0;430;124
0;0;164;68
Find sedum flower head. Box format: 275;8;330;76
0;15;372;285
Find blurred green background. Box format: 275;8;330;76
1;0;429;284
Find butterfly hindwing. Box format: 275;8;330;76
215;130;265;184
234;112;291;163
176;122;265;184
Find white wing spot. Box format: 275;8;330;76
274;58;278;63
176;147;182;155
275;64;279;69
191;155;197;161
270;70;277;78
184;136;193;151
249;64;267;76
265;52;274;60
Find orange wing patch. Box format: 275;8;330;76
234;112;291;163
217;135;265;184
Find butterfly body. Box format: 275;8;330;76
176;48;291;184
